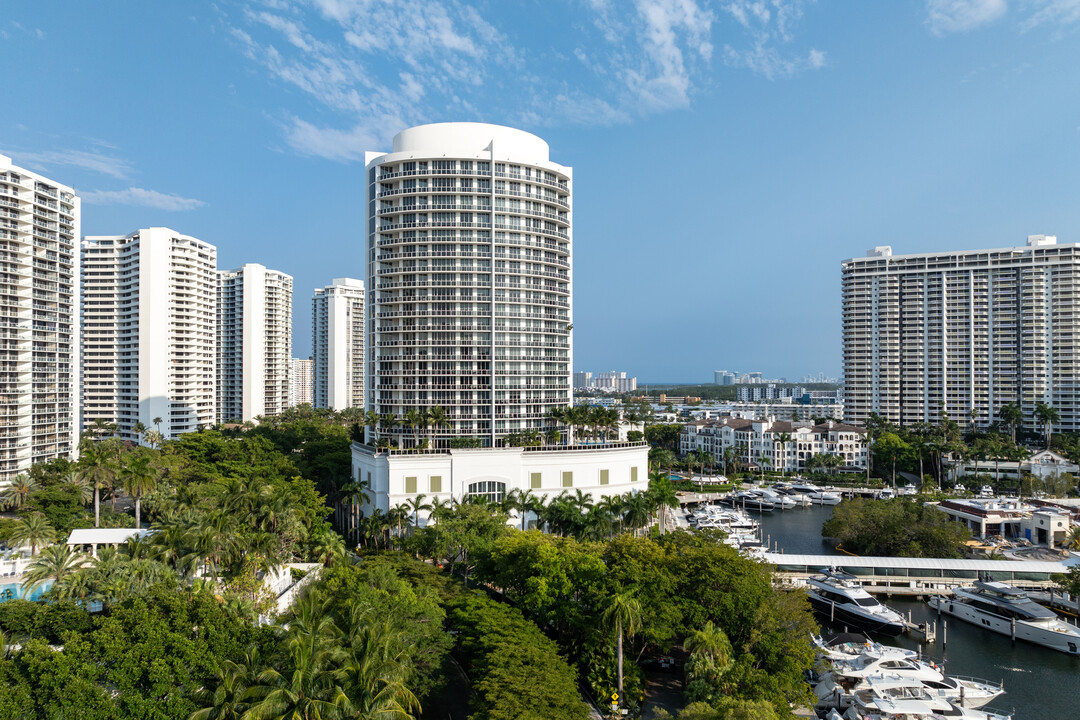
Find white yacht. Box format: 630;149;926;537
813;634;918;663
954;483;967;494
824;687;1012;720
806;568;906;635
791;481;843;505
979;485;995;498
817;673;1005;715
901;482;918;496
750;487;798;509
928;579;1080;655
878;487;896;499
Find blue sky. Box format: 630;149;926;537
4;1;1079;382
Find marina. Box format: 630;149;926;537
753;502;1080;720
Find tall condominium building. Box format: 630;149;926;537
842;236;1080;431
82;228;217;441
0;155;78;482
312;278;364;411
363;122;573;448
355;123;647;519
288;357;313;407
217;264;293;423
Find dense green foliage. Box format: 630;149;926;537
822;497;971;557
450;593;589;720
471;529;817;714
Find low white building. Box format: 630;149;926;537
66;528;152;558
352;441;649;524
680;417;868;472
946;448;1079;481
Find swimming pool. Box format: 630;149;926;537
0;580;52;603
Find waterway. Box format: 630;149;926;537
754;503;1079;720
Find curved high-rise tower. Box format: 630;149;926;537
364;123;572;448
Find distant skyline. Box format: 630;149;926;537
3;1;1079;379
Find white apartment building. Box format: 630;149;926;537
0;155;78;482
312;278;364;411
354;123;647;517
82;228;217;441
217;264;293;423
363;122;573;448
288;357;313;407
680;401;844;422
843;236;1080;431
738;384;806;402
680;417;868;472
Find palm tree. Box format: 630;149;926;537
1035;402;1060;449
23;543;86;592
622;493;651;536
426;405;450;447
62;470;94;507
0;474;37;510
403;409;424;449
602;591;642;697
547;406;569;446
8;513;56;556
405;493;432;530
120;454;159;528
998;402;1023;444
684;620;733;701
363;410;381;445
647;472;679;536
190;654;259;720
131;421;147;445
79;437;117;527
774;432;792;475
381;412;400;448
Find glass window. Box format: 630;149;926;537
430;475;442;493
562;471;573;488
600;469;609;485
530;472;541;489
467;481;505;504
405;476;417;494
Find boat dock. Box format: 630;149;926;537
765;553;1070;594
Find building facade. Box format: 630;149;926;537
363;122;572;448
312;278;364;411
0;155;79;482
843;236;1080;431
82;228;217;441
680;417;868;473
289;357;313;407
354;123;647;518
217;264;293;423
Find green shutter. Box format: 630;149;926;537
430;475;442;493
600;469;609;485
405;476;417;494
530;472;541;489
562;471;573;488
631;466;638;483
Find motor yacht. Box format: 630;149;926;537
901;482;918;496
817;673;1005;715
750;487;798;509
725;490;775;512
806;568;906;635
790;482;842;505
812;634;918;663
823;687;1012;720
878;487;896;499
928;579;1080;655
979;485;995;498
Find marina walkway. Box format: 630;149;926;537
765;553;1069;593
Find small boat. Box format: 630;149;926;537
806;568;906;635
901;482;918;496
928;579;1080;655
878;487;896;499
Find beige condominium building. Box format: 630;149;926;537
843;235;1080;431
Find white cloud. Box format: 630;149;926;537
720;0;826;80
81;187;207;211
925;0;1008;35
15;149;134;178
1020;0;1080;30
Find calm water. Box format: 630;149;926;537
752;503;1079;720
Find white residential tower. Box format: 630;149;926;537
312;278;364;411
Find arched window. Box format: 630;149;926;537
467;481;506;504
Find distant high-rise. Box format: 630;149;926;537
288;357;313;407
312;278;364;411
842;236;1080;431
217;264;293;423
0;155;78;482
82;228;217;441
